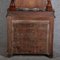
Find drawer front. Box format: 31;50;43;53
11;20;50;54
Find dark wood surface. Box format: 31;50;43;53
7;0;54;58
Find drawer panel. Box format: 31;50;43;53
11;20;49;54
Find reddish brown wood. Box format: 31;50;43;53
7;0;54;58
8;0;53;11
46;0;53;11
8;0;16;11
14;0;47;8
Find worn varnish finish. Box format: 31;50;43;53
7;0;55;58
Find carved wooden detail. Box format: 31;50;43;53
12;20;49;54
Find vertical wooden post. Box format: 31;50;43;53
46;0;52;11
8;0;16;11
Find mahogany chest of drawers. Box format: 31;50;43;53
7;0;55;57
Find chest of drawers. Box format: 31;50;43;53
7;0;54;57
